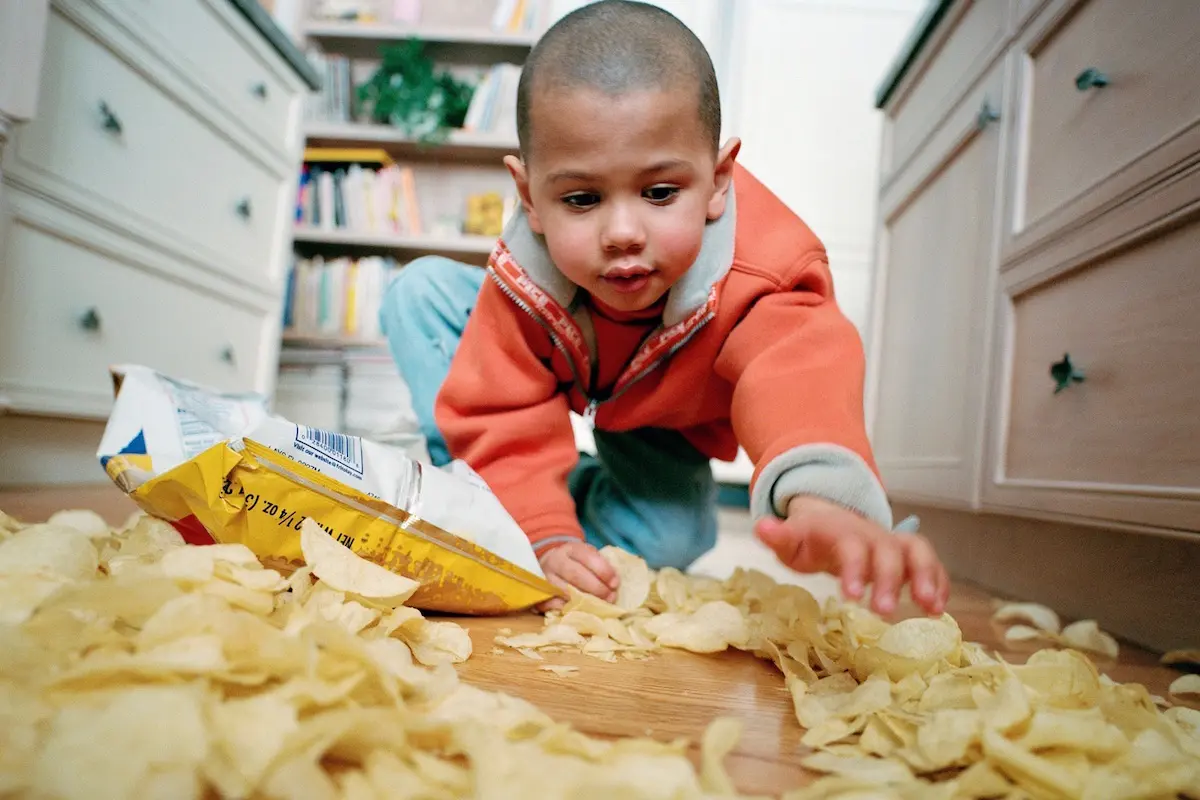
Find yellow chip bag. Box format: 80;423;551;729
97;365;560;614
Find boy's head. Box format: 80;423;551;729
504;1;740;313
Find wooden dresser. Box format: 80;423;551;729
0;0;318;484
866;0;1200;650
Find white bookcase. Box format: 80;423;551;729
275;0;545;443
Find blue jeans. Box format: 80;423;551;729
379;255;718;570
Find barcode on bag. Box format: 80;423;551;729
295;425;364;477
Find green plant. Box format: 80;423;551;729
355;39;475;143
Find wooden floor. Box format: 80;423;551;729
2;483;1195;795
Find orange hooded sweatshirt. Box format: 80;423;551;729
434;164;893;554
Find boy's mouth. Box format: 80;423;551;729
600;266;654;295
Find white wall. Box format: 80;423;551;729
723;0;924;332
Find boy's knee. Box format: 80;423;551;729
380;256;455;329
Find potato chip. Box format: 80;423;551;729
562;585;628;619
205;693;299;796
539;665;580;678
0;573;68;625
800;751;914;785
395;617;473;666
1060;619;1120;659
916;708;980;769
0;526;98;581
992;601;1062;634
0;509;23;535
651;601;750;654
299;519;419;605
1170;674;1200;698
981;726;1084;798
1003;623;1045;644
599;545;653;611
878;615;961;662
33;685;209;800
47;509;111;539
1162;649;1200;668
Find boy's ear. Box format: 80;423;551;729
706;137;742;221
504;155;544;234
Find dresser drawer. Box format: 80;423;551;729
102;0;296;153
1017;0;1200;233
9;8;284;285
1002;216;1200;498
885;0;1009;178
0;212;271;416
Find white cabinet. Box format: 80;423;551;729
868;0;1200;534
0;0;315;484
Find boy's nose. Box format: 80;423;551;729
600;204;646;253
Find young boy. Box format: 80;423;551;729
380;1;949;616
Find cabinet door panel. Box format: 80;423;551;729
869;67;1004;506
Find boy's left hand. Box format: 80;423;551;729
754;495;949;617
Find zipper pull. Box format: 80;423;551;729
583;399;599;428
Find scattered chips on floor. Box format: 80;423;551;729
2;506;1196;799
1060;619;1121;659
992;601;1122;660
1171;674;1200;698
538;665;580;678
992;601;1062;634
1163;649;1200;669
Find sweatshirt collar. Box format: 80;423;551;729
497;183;737;328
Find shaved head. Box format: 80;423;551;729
516;1;721;160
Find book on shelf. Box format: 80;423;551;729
491;0;542;33
295;152;516;239
283;254;401;342
297;154;423;236
303;48;357;123
461;62;521;137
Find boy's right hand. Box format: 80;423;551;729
537;540;620;612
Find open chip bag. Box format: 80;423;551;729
97;364;559;614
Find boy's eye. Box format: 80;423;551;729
643;185;679;203
562;192;600;209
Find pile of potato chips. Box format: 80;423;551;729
2;507;1198;799
497;547;1200;798
0;511;741;799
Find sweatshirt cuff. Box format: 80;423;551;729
751;443;894;530
518;508;586;554
531;534;586;555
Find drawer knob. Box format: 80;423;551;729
79;307;102;331
251;81;269;100
976;99;1000;131
236;197;252;220
1050;353;1086;393
220;346;237;365
98;101;122;134
1075;67;1110;91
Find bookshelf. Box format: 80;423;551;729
302;20;538;62
304;122;519;159
281;332;388;349
293;227;497;257
276;0;545;440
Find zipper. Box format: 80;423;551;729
488;269;590;396
606;309;716;405
489;268;716;426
